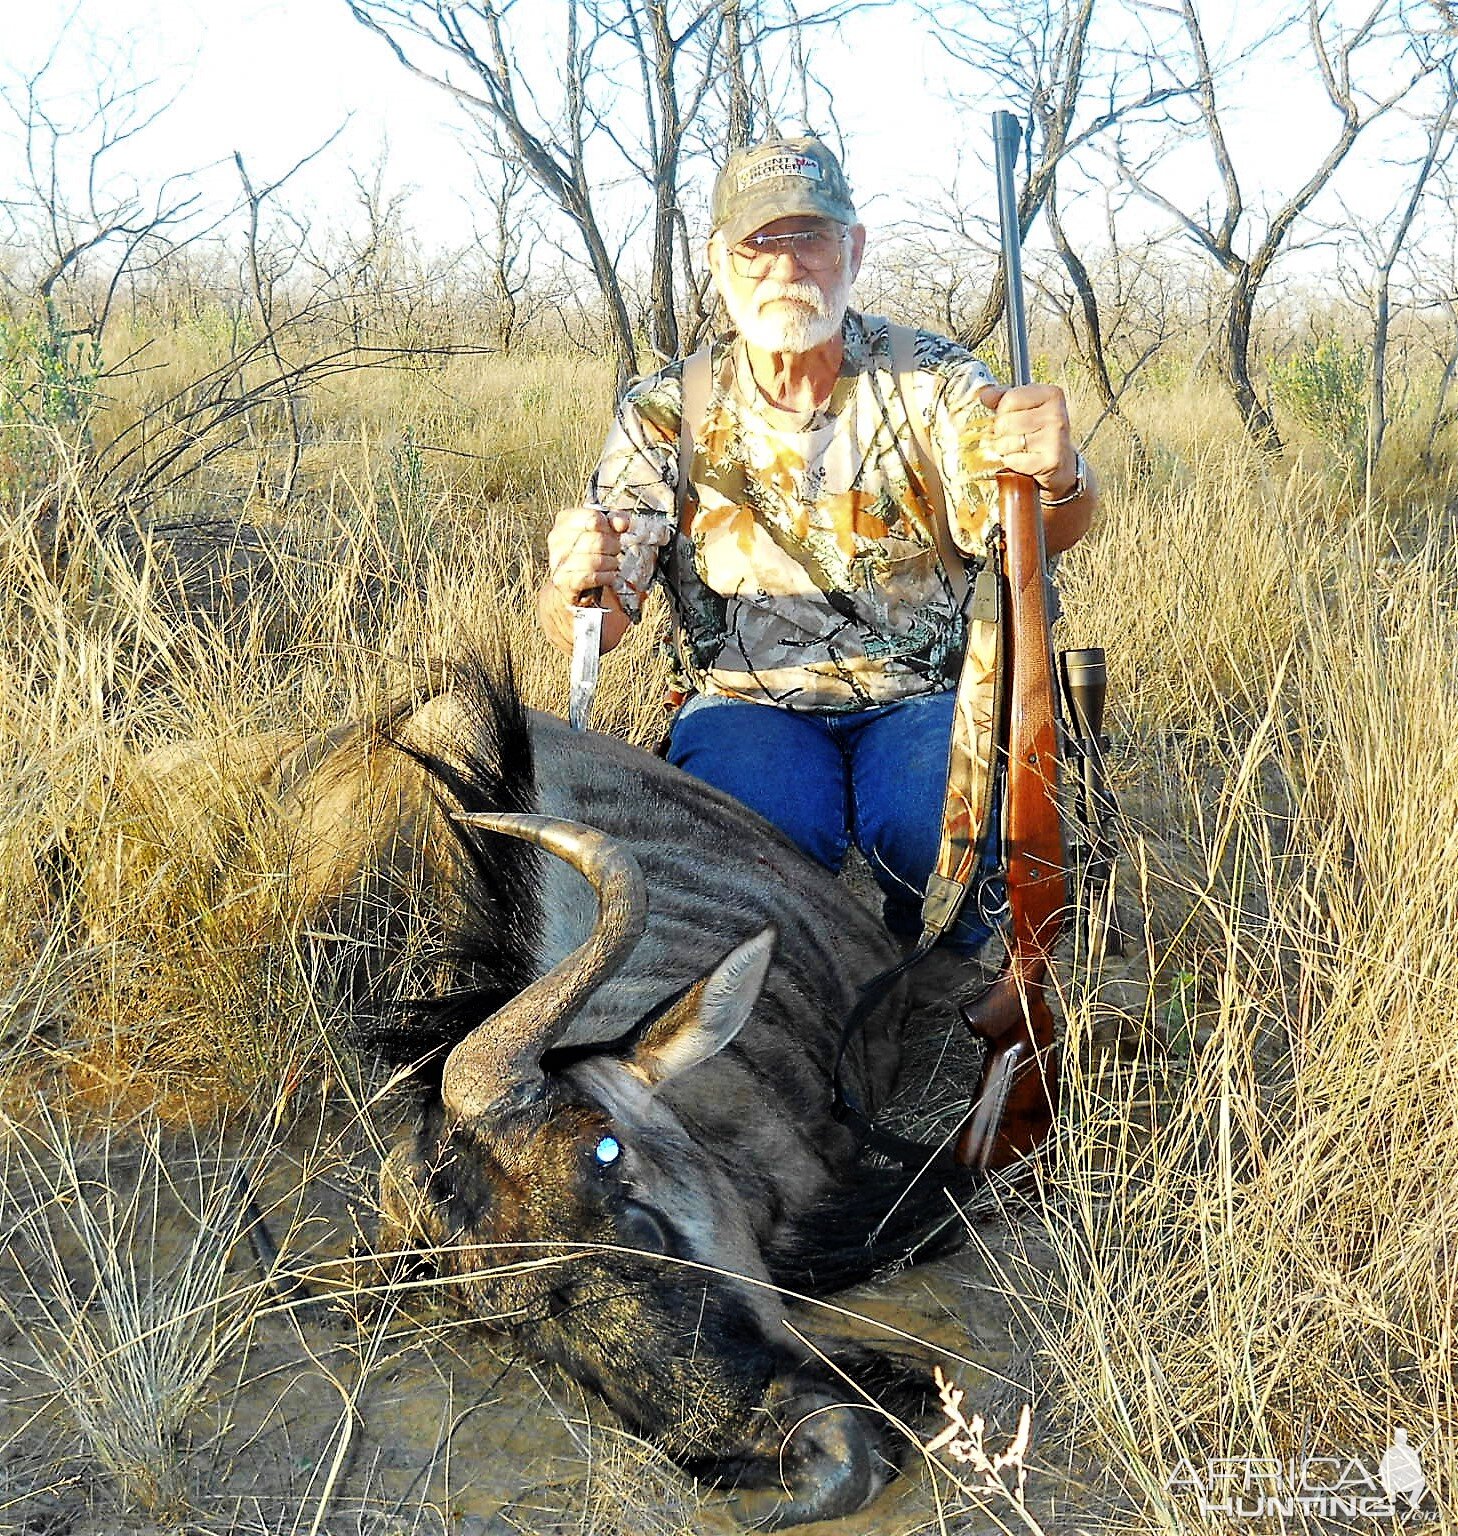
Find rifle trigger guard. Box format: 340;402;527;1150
976;872;1010;927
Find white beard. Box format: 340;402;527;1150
722;269;852;354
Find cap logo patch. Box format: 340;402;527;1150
741;152;824;188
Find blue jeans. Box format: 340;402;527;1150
667;691;996;954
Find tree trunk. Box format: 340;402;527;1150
645;2;682;362
724;0;753;148
1222;270;1281;452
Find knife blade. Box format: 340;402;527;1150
568;585;604;731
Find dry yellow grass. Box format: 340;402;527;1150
1037;387;1458;1528
0;335;1454;1532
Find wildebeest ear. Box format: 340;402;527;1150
628;926;777;1088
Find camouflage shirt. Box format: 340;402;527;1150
590;310;1003;713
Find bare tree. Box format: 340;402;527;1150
1044;185;1152;473
77;131;488;514
855;228;981;337
924;0;1188;352
1411;157;1458;474
470;130;543;353
1359;42;1457;473
0;27;213;457
344;1;754;384
723;0;756;147
612;2;727;360
0;51;202;324
1422;297;1458;473
343;157;419;347
1113;0;1439;451
233;135;350;508
344;2;635;384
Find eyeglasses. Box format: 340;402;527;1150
726;226;847;277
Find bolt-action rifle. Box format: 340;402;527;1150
954;111;1066;1169
832;112;1120;1177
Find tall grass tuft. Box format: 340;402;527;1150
0;1107;268;1516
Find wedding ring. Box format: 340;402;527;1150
1018;432;1029;454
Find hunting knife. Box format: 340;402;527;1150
568;586;604;731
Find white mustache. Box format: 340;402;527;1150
757;281;830;314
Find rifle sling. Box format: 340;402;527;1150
883;320;1004;943
676;344;713;525
827;323;1009;1166
997;471;1065;960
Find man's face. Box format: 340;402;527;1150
710;216;865;355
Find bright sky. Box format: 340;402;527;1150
6;1;954;241
3;0;1446;270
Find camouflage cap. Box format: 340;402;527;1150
711;135;856;247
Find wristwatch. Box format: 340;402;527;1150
1040;451;1087;508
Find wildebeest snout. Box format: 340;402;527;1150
725;1376;890;1528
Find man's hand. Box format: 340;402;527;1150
978;382;1077;496
545;504;633;606
978;382;1096;555
538;504;634;657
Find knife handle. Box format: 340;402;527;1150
576;497;617;612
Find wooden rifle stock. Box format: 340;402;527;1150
955;112;1067;1170
954;477;1065;1167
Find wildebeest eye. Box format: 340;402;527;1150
619;1199;672;1256
593;1134;622;1168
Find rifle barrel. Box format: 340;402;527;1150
993;110;1031;388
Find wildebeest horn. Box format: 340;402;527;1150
442;811;647;1123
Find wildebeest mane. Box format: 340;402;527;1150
766;1156;976;1294
360;651;545;1079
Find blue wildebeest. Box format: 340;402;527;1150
207;657;975;1527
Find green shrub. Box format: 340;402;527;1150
0;299;101;503
1269;334;1369;466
